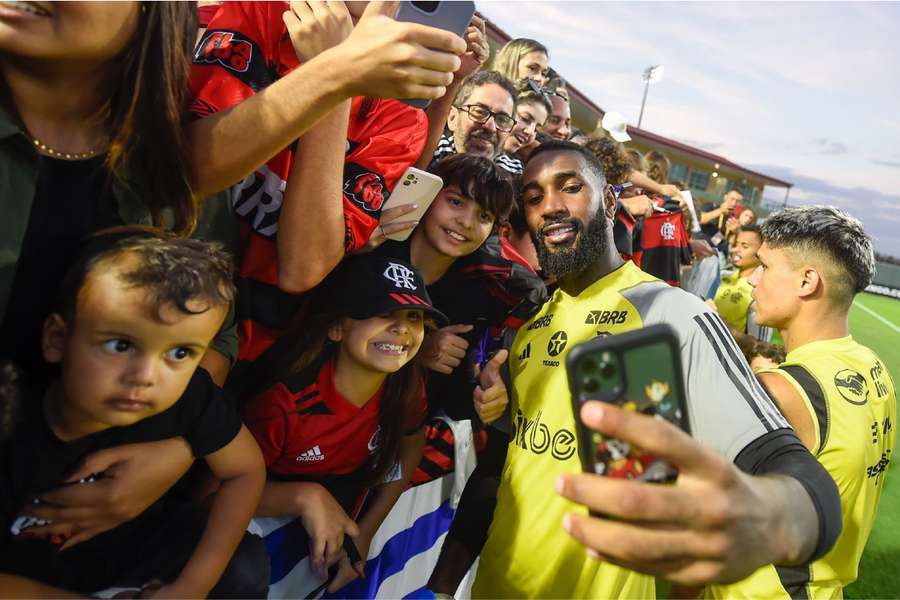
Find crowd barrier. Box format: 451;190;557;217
250;416;478;599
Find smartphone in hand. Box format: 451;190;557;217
379;167;443;241
394;1;476;108
566;324;690;483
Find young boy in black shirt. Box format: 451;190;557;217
0;233;266;597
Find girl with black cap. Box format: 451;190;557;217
241;253;448;594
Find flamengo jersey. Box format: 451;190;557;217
242;357;426;479
714;270;754;333
635;207;691;286
473;261;788;599
708;336;896;599
191;1;427;361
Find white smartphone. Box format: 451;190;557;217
381;167;444;241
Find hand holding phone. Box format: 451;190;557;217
379;167;443;241
566;324;690;484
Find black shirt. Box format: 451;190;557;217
0;156;121;372
0;368;241;593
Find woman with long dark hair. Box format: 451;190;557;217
242;254;445;593
0;1;198;369
0;2;208;569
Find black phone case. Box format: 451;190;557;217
566;324;689;483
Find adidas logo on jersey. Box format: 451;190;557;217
296;446;326;462
518;343;531;361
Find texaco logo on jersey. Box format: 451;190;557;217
384;262;418;290
660;221;676;241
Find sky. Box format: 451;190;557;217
479;1;900;256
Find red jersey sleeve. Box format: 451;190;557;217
190;1;295;118
241;383;293;466
341;98;428;254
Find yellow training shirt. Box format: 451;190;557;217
714;270;754;333
707;336;896;599
473;261;787;599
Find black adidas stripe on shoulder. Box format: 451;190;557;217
693;312;788;431
779;365;829;452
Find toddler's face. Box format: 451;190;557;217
44;268;227;437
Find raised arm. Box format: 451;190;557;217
190;2;464;197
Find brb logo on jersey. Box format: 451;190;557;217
384;262;417;290
834;369;869;405
344;162;388;214
195;30;253;73
585;310;628;325
660;221;676;241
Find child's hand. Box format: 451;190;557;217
301;485;361;579
326;534;371;593
419;324;473;374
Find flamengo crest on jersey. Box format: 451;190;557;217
660;221;676;241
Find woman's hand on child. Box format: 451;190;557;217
419;324;473;374
20;438;193;549
473;350;509;424
301;484;361;579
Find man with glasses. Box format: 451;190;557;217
430;71;518;171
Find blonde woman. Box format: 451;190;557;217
490;38;550;87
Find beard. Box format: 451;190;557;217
456;127;498;158
532;209;611;278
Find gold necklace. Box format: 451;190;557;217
31;136;100;160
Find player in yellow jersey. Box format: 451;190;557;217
712;224;772;340
706;205;895;599
425;141;843;598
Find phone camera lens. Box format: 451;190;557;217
581;359;597;373
583;378;598;394
600;362;616;378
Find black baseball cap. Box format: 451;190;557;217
312;254;448;326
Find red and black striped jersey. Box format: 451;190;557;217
242;356;426;480
190;1;427;362
634;201;691;287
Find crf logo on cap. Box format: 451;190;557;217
384;263;417;290
660;221;676;241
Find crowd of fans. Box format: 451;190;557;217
0;2;894;599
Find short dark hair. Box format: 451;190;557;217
57;228;236;322
526;140;608;187
761;205;875;303
454;70;517;108
429;154;516;223
737;223;762;240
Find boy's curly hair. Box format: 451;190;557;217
57;227;235;322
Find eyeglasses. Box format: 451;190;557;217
455;104;516;132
